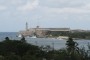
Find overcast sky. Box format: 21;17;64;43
0;0;90;32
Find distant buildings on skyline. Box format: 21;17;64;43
18;22;90;37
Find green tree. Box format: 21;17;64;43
66;37;78;53
65;37;81;60
5;37;10;41
0;55;4;60
4;54;21;60
21;37;26;43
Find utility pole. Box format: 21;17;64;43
52;42;54;51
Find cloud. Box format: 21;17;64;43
0;5;7;11
41;1;90;14
82;4;90;10
39;5;90;14
40;0;90;9
48;0;68;3
16;0;90;14
17;0;39;12
11;0;23;5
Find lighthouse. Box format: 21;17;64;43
26;22;28;31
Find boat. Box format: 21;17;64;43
57;36;68;40
21;34;37;38
31;35;37;38
26;35;37;38
17;34;22;37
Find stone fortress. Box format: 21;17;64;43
19;22;70;38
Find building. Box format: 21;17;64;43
19;27;70;38
19;22;70;37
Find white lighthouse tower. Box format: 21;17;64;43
26;22;28;31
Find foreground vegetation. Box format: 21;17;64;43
0;37;90;60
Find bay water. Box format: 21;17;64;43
0;32;90;50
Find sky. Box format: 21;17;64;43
0;0;90;32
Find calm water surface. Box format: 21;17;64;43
26;38;90;50
0;32;90;50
